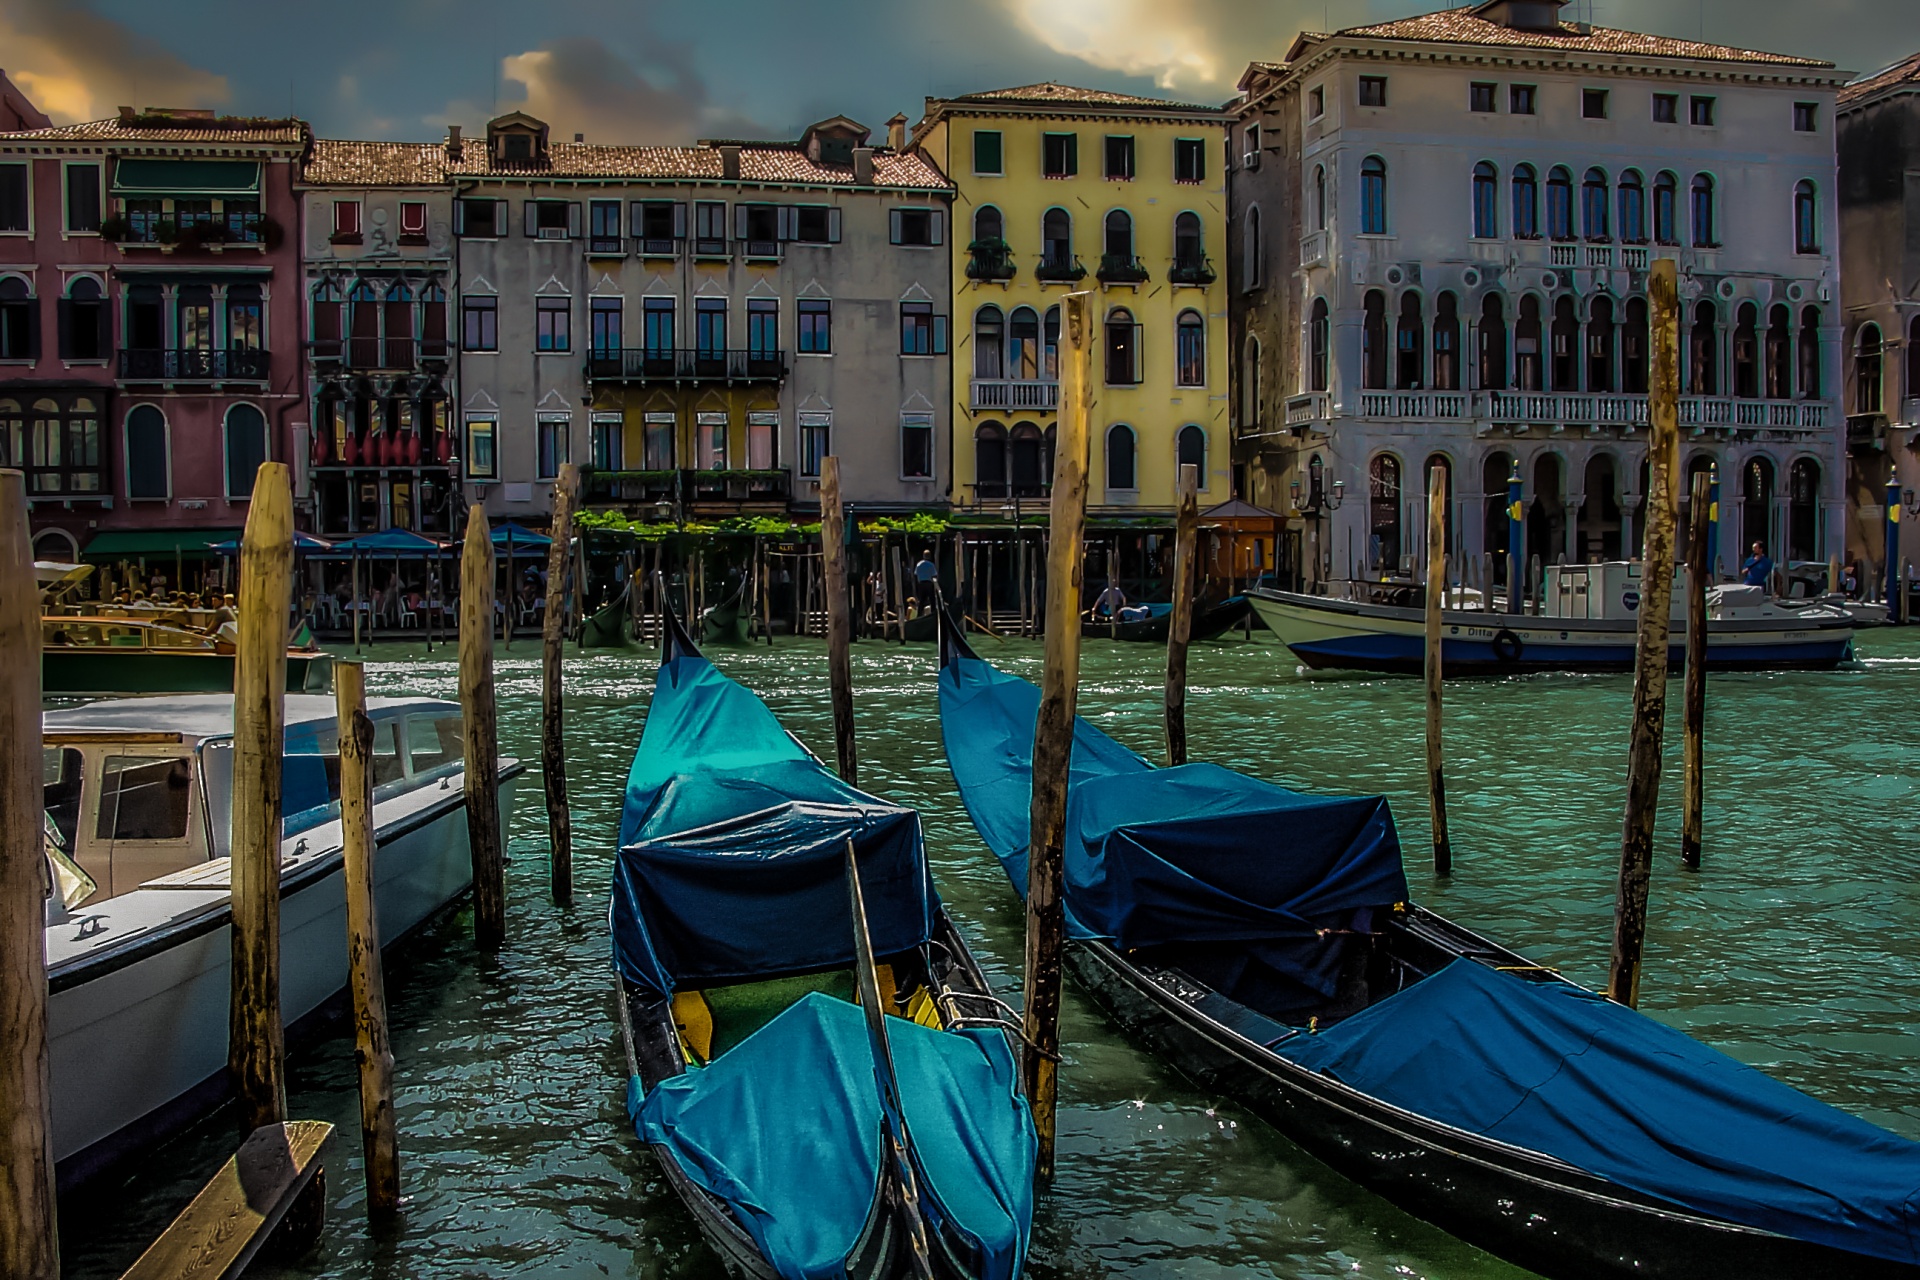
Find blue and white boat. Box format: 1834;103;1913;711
42;693;522;1187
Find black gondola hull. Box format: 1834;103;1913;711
1082;597;1252;643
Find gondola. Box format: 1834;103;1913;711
579;581;636;648
933;611;1920;1280
614;602;1036;1280
1081;595;1251;643
699;581;753;646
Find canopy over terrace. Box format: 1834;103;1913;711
1200;499;1287;584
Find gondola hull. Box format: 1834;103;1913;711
579;596;634;648
1081;596;1252;643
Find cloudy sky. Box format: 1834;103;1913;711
4;0;1918;143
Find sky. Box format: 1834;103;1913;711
3;0;1919;145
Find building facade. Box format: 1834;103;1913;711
914;83;1231;516
298;139;457;538
0;91;308;573
447;111;952;523
1229;1;1849;590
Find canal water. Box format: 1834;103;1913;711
62;628;1920;1280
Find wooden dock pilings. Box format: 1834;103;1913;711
1682;469;1712;873
1165;464;1199;768
542;466;579;908
460;506;507;949
820;458;859;786
1424;466;1452;878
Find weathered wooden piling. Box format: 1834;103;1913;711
820;457;859;786
1425;466;1452;877
0;468;56;1280
542;466;578;907
1828;553;1840;596
460;505;507;949
334;662;399;1214
1025;290;1093;1179
1165;463;1199;768
1681;469;1712;872
1609;257;1681;1008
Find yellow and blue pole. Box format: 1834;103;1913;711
1506;461;1524;615
1886;478;1902;624
1706;465;1720;582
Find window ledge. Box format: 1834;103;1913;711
330;233;364;246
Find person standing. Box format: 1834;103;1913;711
913;549;938;611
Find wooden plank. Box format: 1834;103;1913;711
1681;469;1712;872
460;506;506;949
118;1121;334;1280
820;458;858;786
1165;464;1199;767
41;730;186;745
1425;465;1452;877
541;465;578;907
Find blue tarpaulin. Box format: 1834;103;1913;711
632;993;1034;1280
1280;959;1920;1265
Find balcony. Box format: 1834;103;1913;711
313;337;454;373
741;239;781;261
118;347;270;382
1359;392;1473;420
1096;253;1150;285
587;236;626;257
1035;254;1087;284
1622;246;1651;271
585;348;788;384
637;237;681;258
1286;393;1329;426
1299;231;1328;267
971;379;1060;412
1549;244;1579;267
966;239;1016;282
1168;256;1217;286
102;212;277;251
582;468;791;510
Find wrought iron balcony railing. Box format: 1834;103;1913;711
585;348;788;383
118;347;270;381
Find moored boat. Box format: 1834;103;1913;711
614;608;1035;1280
1082;595;1252;643
42;693;522;1187
699;582;753;645
43;613;334;695
580;582;637;648
934;614;1920;1280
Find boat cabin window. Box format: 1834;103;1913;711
43;747;83;852
405;714;460;777
370;721;406;790
96;755;193;842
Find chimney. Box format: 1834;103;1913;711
852;146;874;185
886;112;908;151
446;123;462;159
719;144;742;180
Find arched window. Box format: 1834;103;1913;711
1546;166;1575;241
1105;307;1140;385
1691;174;1716;247
124;404;169;500
1582;168;1610;241
1433;292;1460;391
1794;180;1819;254
1512;164;1539;239
1360;156;1387;235
1243;205;1263;290
1396;292;1425;390
1688;301;1719;396
1010;423;1045;497
1175;309;1205;387
1587;296;1616;393
1313;165;1327;230
1041;207;1072;274
1173;211;1203;271
224;402;268;499
1044;306;1060;379
0;276;35;361
1799;306;1822;399
1472;162;1498;238
1619;170;1646;244
1516;295;1543;390
1479;293;1508;389
421;283;449;354
1766;305;1793;399
1741;456;1775;557
1654;172;1679;245
1243;335;1263;428
1176;425;1206;483
1551;295;1579;391
61;276;106;361
1733;303;1759;399
1857;323;1885;415
1009;306;1040;380
1368;454;1403;573
973;305;1004;378
974;205;1004;244
1788;458;1820;561
1309;299;1330;392
1103;209;1134;263
1106;424;1137;491
1362;290;1388;389
975;423;1007;498
1624;297;1650;393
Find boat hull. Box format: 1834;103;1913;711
1247;590;1854;674
43;648;334;696
1082;597;1252;643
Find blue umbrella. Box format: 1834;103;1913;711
210;531;334;555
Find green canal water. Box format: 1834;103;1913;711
61;628;1920;1280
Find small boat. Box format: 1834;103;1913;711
934;615;1920;1280
43;693;523;1187
43;613;334;696
1081;595;1252;643
1250;561;1854;674
700;582;753;646
580;582;637;649
615;606;1035;1280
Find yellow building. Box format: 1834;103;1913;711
916;84;1232;514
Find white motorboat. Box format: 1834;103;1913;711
40;693;523;1188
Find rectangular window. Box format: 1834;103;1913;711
535;296;570;352
1653;93;1678;124
457;197;500;237
530;199;572;237
399;200;428;240
643;412;675;469
590;415;623;471
1794;102;1818;132
795;205;834;243
747;298;778;355
462;296;497;351
901;413;934;480
0;164;26;231
332;200;362;242
799;413;830;477
1173;138;1205;184
974;130;1003;175
637;200;684;253
697;412;727;470
1510;84;1537;115
694;200;728;254
537;416;569;479
590;297;622;355
1308;86;1325;118
1358;76;1388;108
1583;88;1609;119
891;207;938;246
901;301;934;355
695;298;726;354
1691;95;1716;126
747;412;777;470
739;203;779;258
465;416;497;479
1043;132;1078;178
1104;135;1135;180
798;299;831;354
643;297;674;353
65;164;100;233
1470;82;1497;113
588;198;622;251
96;756;191;842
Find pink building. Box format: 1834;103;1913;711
0;76;308;580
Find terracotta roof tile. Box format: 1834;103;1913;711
1840;52;1920;108
445;139;950;189
0;114;308;145
1330;7;1831;69
944;81;1223;113
303;139;448;186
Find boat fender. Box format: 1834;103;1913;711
1491;628;1524;663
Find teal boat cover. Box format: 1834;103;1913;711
632;993;1034;1280
613;653;936;995
1281;959;1920;1266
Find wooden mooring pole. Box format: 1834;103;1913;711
542;465;578;907
460;506;507;949
1681;469;1711;872
820;457;858;786
231;462;293;1134
1425;466;1452;877
0;468;57;1280
1025;290;1093;1180
1165;463;1199;767
334;662;399;1214
1609;257;1681;1008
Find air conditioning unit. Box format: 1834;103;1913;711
538;227;567;240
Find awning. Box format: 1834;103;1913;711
492;521;551;549
320;528;451;558
209;532;334;555
111;159;260;196
82;529;242;559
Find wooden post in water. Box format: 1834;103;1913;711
1425;466;1452;877
351;552;362;652
542;465;578;907
1828;553;1840;596
0;469;56;1280
1609;257;1681;1008
820;457;859;786
334;662;399;1214
231;462;293;1134
1165;463;1199;767
1681;469;1711;872
460;506;507;949
1025;291;1093;1180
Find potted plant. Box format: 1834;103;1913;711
97;216;129;243
153;219;179;246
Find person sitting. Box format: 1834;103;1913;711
1740;542;1774;590
1118;603;1153;623
1091;583;1128;618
